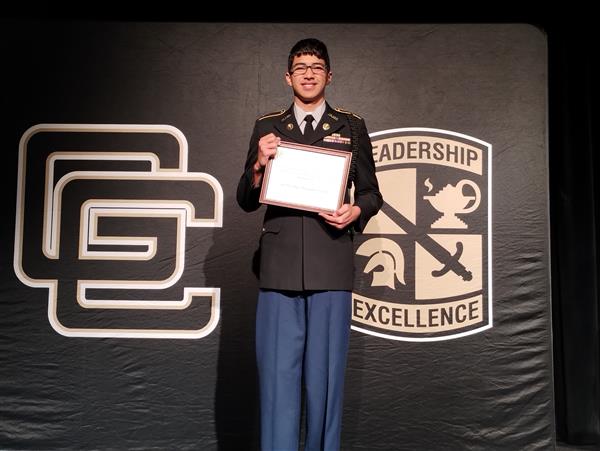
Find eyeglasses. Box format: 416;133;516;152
290;63;328;76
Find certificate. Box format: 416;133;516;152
259;141;351;213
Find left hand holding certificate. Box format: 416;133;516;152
259;141;351;213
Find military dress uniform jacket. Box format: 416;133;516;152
237;103;383;291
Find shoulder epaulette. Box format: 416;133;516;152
334;107;362;120
258;109;286;121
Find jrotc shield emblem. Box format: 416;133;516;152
352;128;492;341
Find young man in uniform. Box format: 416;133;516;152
237;38;382;451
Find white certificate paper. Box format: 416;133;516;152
259;141;351;213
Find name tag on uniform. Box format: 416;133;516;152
323;133;351;145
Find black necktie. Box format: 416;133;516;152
303;114;317;144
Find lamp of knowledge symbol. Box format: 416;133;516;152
424;179;481;229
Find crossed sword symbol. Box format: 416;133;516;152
380;201;473;281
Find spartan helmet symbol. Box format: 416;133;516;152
356;238;406;289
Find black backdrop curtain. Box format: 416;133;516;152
548;19;600;446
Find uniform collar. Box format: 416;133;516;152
275;102;345;145
293;101;327;131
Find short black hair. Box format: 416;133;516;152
288;38;330;72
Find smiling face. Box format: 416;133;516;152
285;53;332;110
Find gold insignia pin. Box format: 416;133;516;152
322;123;330;131
287;123;294;130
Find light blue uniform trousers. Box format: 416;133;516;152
256;289;352;451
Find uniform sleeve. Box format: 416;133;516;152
236;121;263;212
353;118;383;232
